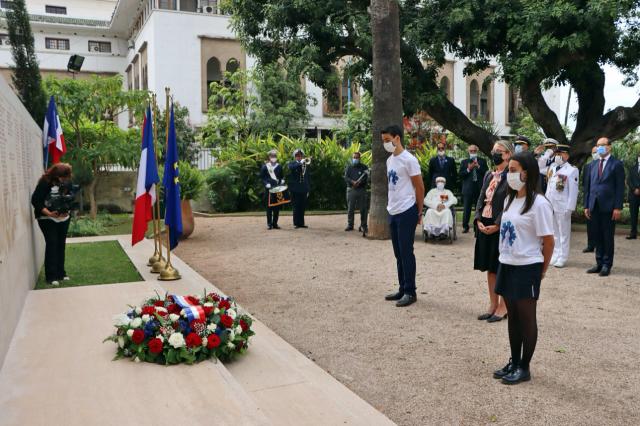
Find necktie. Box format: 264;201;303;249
472;167;477;182
598;159;604;177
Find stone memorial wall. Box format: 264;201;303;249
0;75;45;368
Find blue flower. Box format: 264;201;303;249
178;319;191;334
500;221;517;246
388;169;399;185
143;320;158;338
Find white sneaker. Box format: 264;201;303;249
63;276;71;281
554;260;566;268
550;257;558;266
50;280;60;286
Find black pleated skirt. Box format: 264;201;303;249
473;217;500;273
495;262;544;300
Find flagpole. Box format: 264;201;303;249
147;95;161;267
159;87;180;281
150;93;167;273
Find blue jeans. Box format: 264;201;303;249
388;204;419;297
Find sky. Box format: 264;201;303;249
603;65;639;111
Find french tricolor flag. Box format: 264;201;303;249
172;295;206;322
42;96;66;166
131;106;159;246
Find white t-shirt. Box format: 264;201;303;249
498;195;554;266
386;150;421;215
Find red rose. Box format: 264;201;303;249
153;300;165;307
167;295;175;303
208;293;221;302
167;303;180;314
141;306;156;316
131;329;145;345
218;300;231;311
219;314;233;328
239;319;249;333
185;332;202;348
207;334;221;349
148;338;163;354
203;306;214;316
156;311;168;317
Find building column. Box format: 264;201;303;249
452;60;467;114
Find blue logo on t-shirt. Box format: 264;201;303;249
500;221;517;246
388;169;399;186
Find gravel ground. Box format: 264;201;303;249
175;215;640;426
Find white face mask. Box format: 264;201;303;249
469;153;477;160
437;150;445;157
514;144;523;154
507;172;526;191
269;157;277;163
436;182;445;191
592;152;600;161
554;155;565;166
383;141;396;153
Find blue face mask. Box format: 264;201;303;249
514;144;523;154
597;146;607;156
352;159;360;165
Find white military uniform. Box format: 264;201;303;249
545;161;579;266
537;148;555;177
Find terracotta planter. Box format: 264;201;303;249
180;199;195;239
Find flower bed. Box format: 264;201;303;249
104;292;254;364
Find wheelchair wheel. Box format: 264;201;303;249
423;229;428;242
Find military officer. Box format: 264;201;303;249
534;137;558;192
545;144;579;268
513;135;531;154
344;151;369;233
288;148;311;228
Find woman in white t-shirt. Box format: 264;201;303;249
492;152;555;385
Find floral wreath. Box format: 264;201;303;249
104;291;254;365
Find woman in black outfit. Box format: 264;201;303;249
473;140;513;323
31;163;73;286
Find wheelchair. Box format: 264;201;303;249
422;205;457;244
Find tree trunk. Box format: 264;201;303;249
88;169;99;219
368;0;403;240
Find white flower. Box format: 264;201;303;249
214;308;220;315
134;357;141;363
135;307;142;315
169;314;180;322
203;302;214;308
155;306;168;313
227;309;237;320
202;338;208;348
113;313;131;327
180;309;186;317
168;332;185;349
235;325;243;335
227;341;235;349
207;323;217;332
228;330;235;341
118;337;125;348
142;314;151;323
130;318;143;328
157;335;164;342
127;329;134;338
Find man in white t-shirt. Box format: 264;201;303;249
381;125;425;307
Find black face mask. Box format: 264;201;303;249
492;153;504;166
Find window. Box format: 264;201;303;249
0;1;15;10
157;0;177;10
180;0;197;12
508;86;521;124
45;5;67;14
0;33;9;46
324;67;358;116
469;80;479;119
226;58;239;74
439;76;451;100
480;80;490;120
88;40;112;53
45;38;70;50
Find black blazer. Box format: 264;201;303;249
287;161;311;193
31;179;52;219
428;155;458;190
474;169;509;225
459;157;488;195
260;163;283;189
584;156;625;212
628;160;640;197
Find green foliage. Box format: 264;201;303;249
509;111;546;147
178;161;205;200
156;103;199;165
333;94;373;150
68;216;106;237
612;129;640;167
6;0;46;124
205;136;369;212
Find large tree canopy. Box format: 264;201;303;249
228;0;640;163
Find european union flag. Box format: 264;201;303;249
163;104;182;249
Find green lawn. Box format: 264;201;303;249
35;240;143;289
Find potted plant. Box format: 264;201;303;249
178;161;205;239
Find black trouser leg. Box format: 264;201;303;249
38;219;67;281
630;195;640;237
346;188;356;228
292;192;306;226
272;206;280;226
592;203;615;268
586;219;595;249
58;219;69;278
360;192;368;228
299;192;307;226
265;193;273;226
462;194;473;231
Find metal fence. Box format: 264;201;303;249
105;146;217;173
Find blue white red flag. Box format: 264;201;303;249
172;295;205;322
42;96;66;167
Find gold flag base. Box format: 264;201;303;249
147;252;161;266
158;264;181;281
150;257;167;273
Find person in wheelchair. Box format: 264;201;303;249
423;177;457;239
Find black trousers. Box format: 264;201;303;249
264;192;281;227
462;189;480;231
586;219;595;249
346;188;368;228
37;218;69;281
591;202;616;268
630;194;640;237
291;191;308;227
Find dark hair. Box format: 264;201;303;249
40;163;72;185
381;125;403;140
504;152;541;215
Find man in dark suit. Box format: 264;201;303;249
288;148;311;229
428;142;457;190
584;137;626;276
627;152;640;240
582;146;599;252
458;144;488;233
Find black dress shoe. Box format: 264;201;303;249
586;265;602;274
599;265;611;277
462;228;470;234
627;235;637;240
582;247;595;253
299;225;308;228
267;225;273;230
493;359;516;379
477;313;493;321
501;367;531;385
396;294;417;307
345;226;354;231
487;314;507;323
385;292;403;301
273;224;281;229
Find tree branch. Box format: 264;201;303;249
520;80;568;144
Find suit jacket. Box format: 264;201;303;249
428;155;458;190
287;161;311;193
260;163;283;189
582;161;593;199
584;156;625;212
474;169;509;225
459;157;488;195
628;160;640;197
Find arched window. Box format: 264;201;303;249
480;79;491;120
439;76;451;100
469;80;479;119
206;57;222;103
